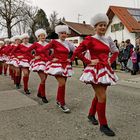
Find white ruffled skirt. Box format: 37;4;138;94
80;64;118;85
29;59;47;72
19;59;30;68
12;58;20;67
44;62;73;77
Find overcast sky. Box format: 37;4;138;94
33;0;140;23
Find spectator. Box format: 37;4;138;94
135;38;140;74
125;39;134;57
111;40;119;70
118;41;125;70
124;39;134;71
130;47;139;75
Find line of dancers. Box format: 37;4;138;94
0;13;119;137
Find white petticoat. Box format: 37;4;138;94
2;56;9;62
12;58;20;67
44;62;73;77
80;66;118;85
29;60;47;72
7;57;14;65
19;59;30;68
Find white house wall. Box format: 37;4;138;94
66;36;83;47
106;15;136;46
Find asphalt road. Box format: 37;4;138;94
0;68;140;140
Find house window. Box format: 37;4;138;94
73;39;78;44
69;40;73;43
128;9;140;22
111;22;124;32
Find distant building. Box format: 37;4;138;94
58;20;95;46
106;6;140;45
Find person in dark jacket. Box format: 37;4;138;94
118;41;125;70
111;40;119;70
123;39;134;71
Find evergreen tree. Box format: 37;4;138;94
35;9;50;30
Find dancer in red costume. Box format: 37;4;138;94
11;33;33;94
8;37;16;81
20;34;33;94
24;29;49;103
40;25;76;113
10;35;22;89
2;39;11;76
0;41;4;75
71;13;119;136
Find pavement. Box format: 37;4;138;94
115;70;140;89
0;90;37;111
0;67;140;140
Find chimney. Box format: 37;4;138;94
83;21;86;24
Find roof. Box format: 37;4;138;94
60;21;95;36
107;6;140;32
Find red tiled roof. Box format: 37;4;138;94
107;6;140;32
60;21;95;36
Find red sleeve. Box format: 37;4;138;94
110;52;119;64
71;36;92;64
10;45;18;56
8;46;14;56
37;43;52;53
0;47;4;55
23;43;36;53
37;41;54;61
4;46;10;55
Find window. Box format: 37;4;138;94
128;9;140;22
73;39;78;44
111;22;124;32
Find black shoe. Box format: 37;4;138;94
42;97;48;103
88;115;98;125
16;84;20;89
100;125;115;136
56;101;61;107
25;89;31;94
37;93;42;98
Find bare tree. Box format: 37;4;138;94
11;4;38;36
0;0;27;37
49;11;59;31
23;5;38;40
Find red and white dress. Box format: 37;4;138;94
18;43;33;68
71;35;119;85
43;39;75;77
11;44;23;67
26;41;50;72
1;45;10;63
0;46;4;62
7;44;16;65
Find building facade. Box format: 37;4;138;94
106;6;140;46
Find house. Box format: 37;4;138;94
106;5;140;46
58;20;95;46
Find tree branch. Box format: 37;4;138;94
0;22;7;27
11;19;24;28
